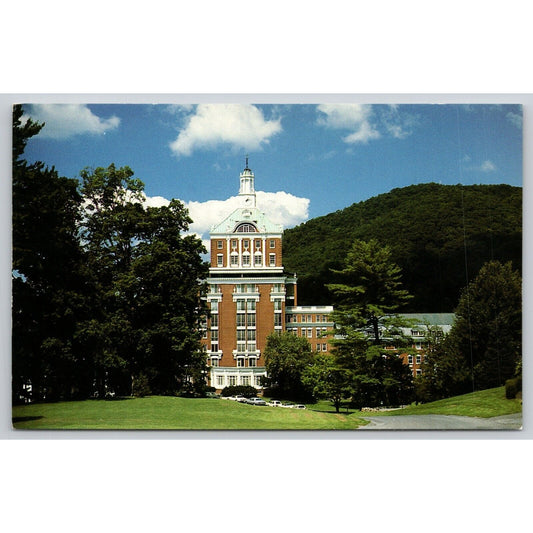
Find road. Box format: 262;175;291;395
357;413;522;430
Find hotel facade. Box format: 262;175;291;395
202;161;334;390
201;162;453;390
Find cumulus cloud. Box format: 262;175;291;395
142;190;309;251
169;104;282;156
23;104;120;139
316;103;420;144
316;103;380;144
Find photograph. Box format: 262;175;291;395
11;101;523;430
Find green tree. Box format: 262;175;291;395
327;239;412;344
326;239;415;407
448;260;521;392
263;332;314;400
12;105;87;402
301;355;352;413
79;164;209;396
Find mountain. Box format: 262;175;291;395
282;183;522;312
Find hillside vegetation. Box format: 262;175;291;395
283;183;521;311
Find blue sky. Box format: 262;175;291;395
21;103;523;246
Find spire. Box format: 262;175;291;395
239;158;256;207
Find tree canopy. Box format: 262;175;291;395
283;183;522;312
12;106;209;402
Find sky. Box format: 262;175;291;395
21;102;523;249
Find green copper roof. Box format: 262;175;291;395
399;313;455;326
210;206;283;235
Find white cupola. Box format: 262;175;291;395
239;156;256;207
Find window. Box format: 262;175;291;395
322;343;327;352
237;314;246;327
231;239;237;249
237;330;246;342
254;254;262;266
255;239;261;250
307;328;312;338
216;375;225;387
210;343;218;352
416;369;422;376
269;253;276;266
274;299;282;311
217;240;223;249
255;376;262;387
416;354;421;364
237;358;245;367
210;330;218;342
247;330;256;341
231;253;239;266
269;239;275;248
210;300;218;312
275;314;282;328
246;300;256;312
236;299;246;312
210;315;218;327
228;376;237;386
241;375;250;386
235;223;257;233
249;358;256;367
243;240;249;250
408;355;413;365
242;254;250;266
217;254;223;267
247;313;256;327
211;358;219;367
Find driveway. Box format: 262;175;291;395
358;413;522;430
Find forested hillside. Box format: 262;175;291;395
283;183;521;312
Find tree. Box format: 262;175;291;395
325;239;415;407
12;105;87;402
263;332;314;400
447;260;521;392
79;164;209;397
327;239;412;344
301;355;352;413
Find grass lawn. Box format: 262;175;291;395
12;396;370;430
305;386;521;419
368;386;522;418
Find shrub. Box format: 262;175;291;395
505;377;522;399
221;385;258;398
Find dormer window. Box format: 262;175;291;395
235;223;257;233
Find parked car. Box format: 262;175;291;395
281;402;295;408
206;392;220;399
293;404;307;409
235;395;247;403
247;397;267;406
267;400;283;407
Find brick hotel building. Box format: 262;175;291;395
202;161;334;391
201;161;453;391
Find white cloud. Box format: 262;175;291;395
506;111;522;128
23;104;120;139
169;104;282;156
316;104;380;144
142;191;309;254
480;160;496;172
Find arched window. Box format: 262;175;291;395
235;223;257;233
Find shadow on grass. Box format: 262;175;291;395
12;416;44;423
309;409;358;416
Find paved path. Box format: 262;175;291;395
358;413;522;430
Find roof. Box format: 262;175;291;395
399;313;455;326
210;206;283;235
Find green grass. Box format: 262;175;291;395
357;386;522;418
12;396;370;430
303;386;522;419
